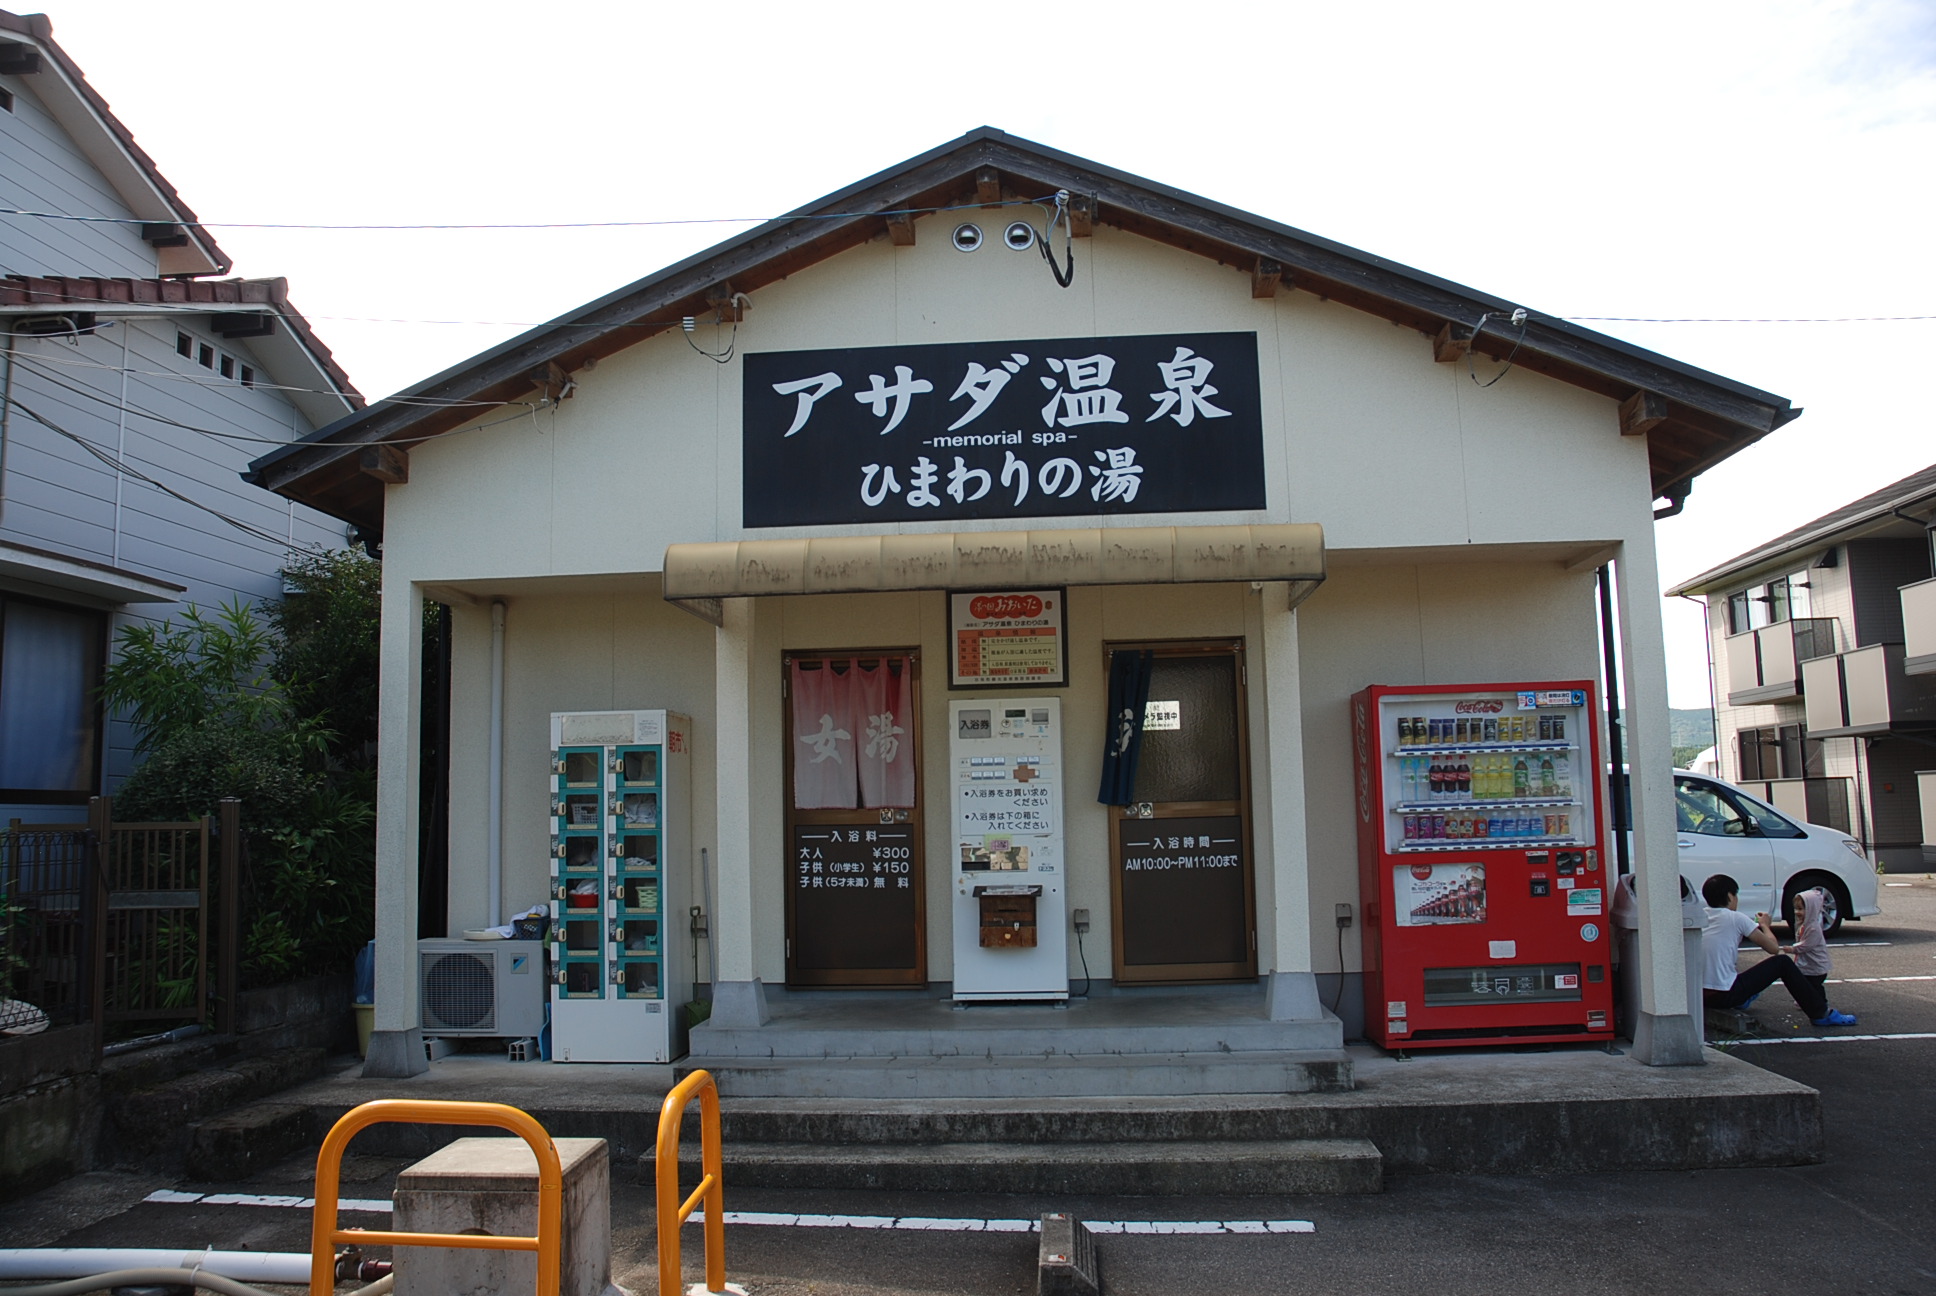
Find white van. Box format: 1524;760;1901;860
1619;771;1881;936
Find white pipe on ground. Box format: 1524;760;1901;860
0;1250;312;1283
488;598;507;927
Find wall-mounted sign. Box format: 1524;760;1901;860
1143;700;1181;731
743;331;1265;527
951;589;1067;688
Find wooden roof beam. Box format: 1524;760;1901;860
1252;259;1283;300
1620;390;1668;436
1069;193;1095;237
885;211;915;246
359;444;408;485
976;166;1002;204
1433;322;1473;363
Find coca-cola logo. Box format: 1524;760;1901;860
1455;700;1505;714
1411;864;1435;881
970;594;1045;620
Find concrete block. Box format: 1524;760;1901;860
1039;1213;1099;1296
394;1136;627;1296
1704;1007;1759;1040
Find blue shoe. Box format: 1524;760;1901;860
1812;1009;1857;1027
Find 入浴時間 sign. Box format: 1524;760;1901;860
743;332;1265;527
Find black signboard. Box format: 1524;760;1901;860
789;824;918;972
1117;814;1248;967
743;331;1265;527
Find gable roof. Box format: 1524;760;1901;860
246;127;1802;536
1;10;231;277
1667;462;1936;596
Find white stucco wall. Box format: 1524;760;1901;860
378;211;1673;1010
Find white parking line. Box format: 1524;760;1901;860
144;1190;392;1212
1827;974;1936;983
1720;1032;1936;1046
1826;941;1892;947
688;1211;1314;1234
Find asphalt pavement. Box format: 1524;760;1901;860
4;877;1933;1296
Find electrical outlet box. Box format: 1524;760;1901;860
1335;902;1354;929
1071;908;1091;933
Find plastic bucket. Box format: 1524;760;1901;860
354;1004;375;1058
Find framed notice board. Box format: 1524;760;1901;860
950;589;1068;689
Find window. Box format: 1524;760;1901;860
1737;723;1822;782
174;329;255;387
0;596;105;802
1675;777;1804;841
1728;571;1813;634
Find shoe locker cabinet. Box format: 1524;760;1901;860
548;709;692;1062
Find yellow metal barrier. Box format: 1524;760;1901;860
657;1069;727;1296
310;1099;564;1296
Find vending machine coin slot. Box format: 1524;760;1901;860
1530;873;1551;898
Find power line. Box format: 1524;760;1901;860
1559;314;1936;324
8;353;553;449
0;195;1051;232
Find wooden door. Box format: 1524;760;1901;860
1108;643;1257;983
783;651;926;987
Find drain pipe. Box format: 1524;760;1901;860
0;324;16;527
488;599;507;928
1598;564;1631;876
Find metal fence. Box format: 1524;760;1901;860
1;823;99;1032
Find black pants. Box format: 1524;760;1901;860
1705;954;1827;1020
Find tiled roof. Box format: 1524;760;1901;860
1667;461;1936;595
2;274;362;404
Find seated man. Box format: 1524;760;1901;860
1701;874;1856;1027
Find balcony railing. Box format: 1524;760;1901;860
1904;578;1936;675
1725;617;1840;705
1735;776;1854;837
1802;642;1936;736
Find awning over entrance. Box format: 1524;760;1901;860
662;524;1325;622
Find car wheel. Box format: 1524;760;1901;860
1782;874;1849;939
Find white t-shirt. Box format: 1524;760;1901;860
1701;907;1759;992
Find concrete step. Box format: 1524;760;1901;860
680;1049;1353;1099
656;1136;1383;1196
185;1101;320;1180
687;1016;1344;1060
106;1047;327;1170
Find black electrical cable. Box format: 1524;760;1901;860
1073;925;1092;998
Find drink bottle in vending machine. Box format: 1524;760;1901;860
1351;682;1614;1049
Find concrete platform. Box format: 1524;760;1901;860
265;1038;1822;1193
684;984;1349;1098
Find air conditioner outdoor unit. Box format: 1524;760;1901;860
417;939;546;1038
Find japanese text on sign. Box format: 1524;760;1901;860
743;332;1265;526
793;827;915;892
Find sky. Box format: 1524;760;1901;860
28;0;1936;711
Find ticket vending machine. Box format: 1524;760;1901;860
949;698;1068;1002
548;709;691;1062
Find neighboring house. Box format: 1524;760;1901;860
253;128;1800;1078
1668;464;1936;869
0;10;360;824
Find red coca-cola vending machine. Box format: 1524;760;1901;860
1351;680;1614;1049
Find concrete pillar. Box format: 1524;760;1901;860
1258;585;1322;1021
1614;539;1705;1066
365;571;427;1077
710;598;768;1028
393;1137;624;1296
